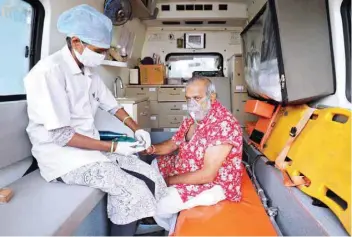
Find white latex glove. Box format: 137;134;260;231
114;141;145;156
134;129;151;149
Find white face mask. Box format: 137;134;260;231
187;97;211;121
74;43;106;67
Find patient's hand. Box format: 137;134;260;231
139;149;149;155
139;145;154;155
145;145;155;155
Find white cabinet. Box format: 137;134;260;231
95;97;150;138
228;55;258;127
126;85;187;128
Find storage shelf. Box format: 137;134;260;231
101;60;128;67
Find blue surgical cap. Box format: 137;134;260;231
57;4;113;49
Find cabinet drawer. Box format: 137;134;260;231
126;87;158;101
159;102;188;115
149;115;159;128
135;101;151;128
232;93;257;127
158;87;186;102
149;101;159;115
159;115;186;128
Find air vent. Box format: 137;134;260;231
185;4;194;10
195;4;203;10
208;21;226;24
176;4;213;11
204;4;213;10
162;21;181;25
185;21;204;25
161;5;170;11
176;5;185;11
219;4;228;10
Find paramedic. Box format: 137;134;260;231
24;4;166;236
146;77;243;231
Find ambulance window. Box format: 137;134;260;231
341;0;351;102
0;0;44;102
166;53;224;79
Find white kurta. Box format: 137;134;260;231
24;45;120;181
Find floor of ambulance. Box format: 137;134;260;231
135;169;277;236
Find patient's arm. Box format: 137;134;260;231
167;144;232;185
147;139;178;156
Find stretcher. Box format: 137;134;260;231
285;108;351;234
261;106;351;234
172;171;278;236
252;155;350;236
263;104;310;161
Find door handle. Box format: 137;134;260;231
25;46;29;58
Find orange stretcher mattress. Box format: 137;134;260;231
172;171;277;236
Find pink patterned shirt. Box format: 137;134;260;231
156;100;243;202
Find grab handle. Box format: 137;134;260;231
326;109;351;124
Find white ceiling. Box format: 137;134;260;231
143;18;247;27
148;1;248;27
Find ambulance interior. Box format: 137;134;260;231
0;0;351;236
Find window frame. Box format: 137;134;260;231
0;0;45;103
165;52;224;79
341;0;351;102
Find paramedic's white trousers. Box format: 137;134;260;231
151;159;226;233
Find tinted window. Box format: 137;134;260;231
0;0;44;101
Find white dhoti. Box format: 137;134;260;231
151;159;226;233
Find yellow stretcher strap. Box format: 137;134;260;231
275;107;316;186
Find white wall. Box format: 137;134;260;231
108;19;147;93
314;0;351;109
247;0;267;22
142;27;243;77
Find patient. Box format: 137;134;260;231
145;77;243;231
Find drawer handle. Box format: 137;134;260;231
140;112;148;116
170;122;181;125
137;93;146;95
170;93;181;96
171;108;181;111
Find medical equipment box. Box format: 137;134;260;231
139;65;166;85
241;0;335;105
